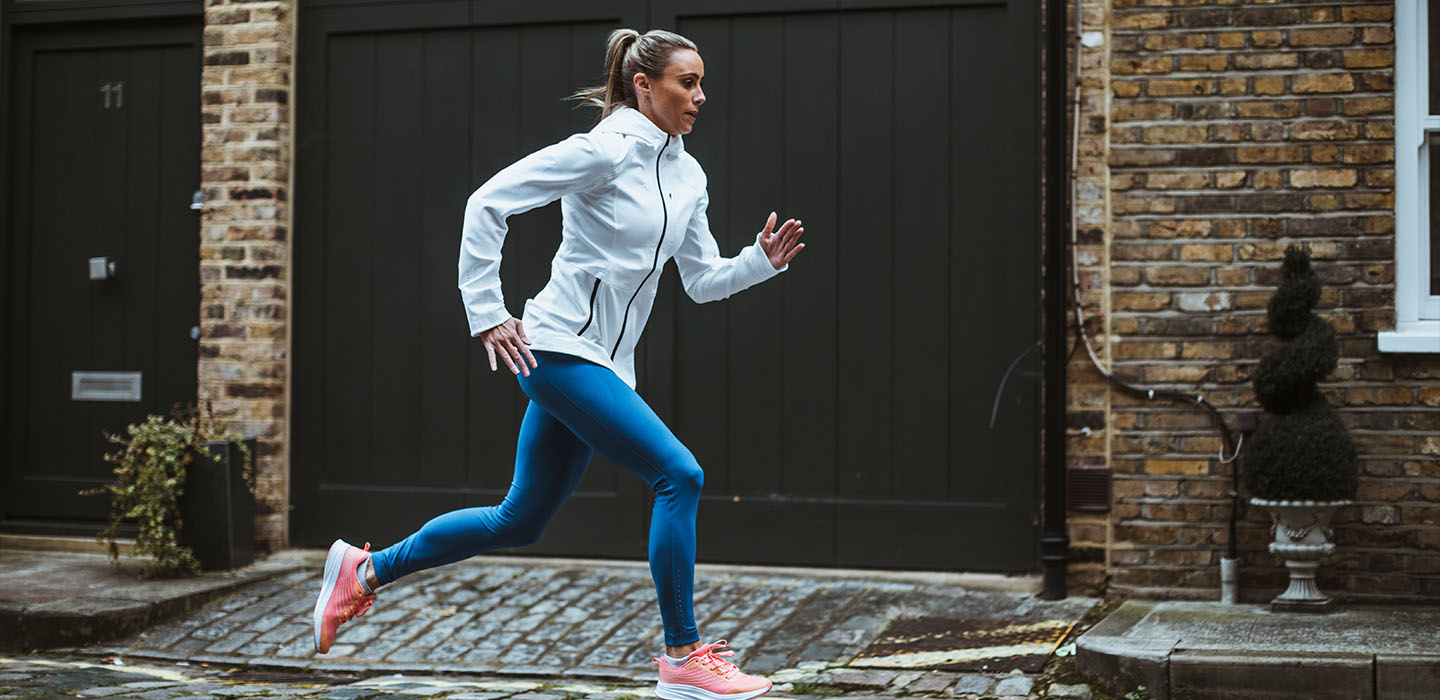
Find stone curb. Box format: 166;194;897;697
0;554;306;653
1074;601;1440;700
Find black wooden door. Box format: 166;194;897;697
292;2;653;557
2;21;202;532
294;0;1039;571
644;0;1041;570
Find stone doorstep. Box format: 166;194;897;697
1376;655;1440;700
1169;650;1374;700
1;553;308;653
1075;601;1440;700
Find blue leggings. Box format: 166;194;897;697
368;351;702;646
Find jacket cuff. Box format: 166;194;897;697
746;233;787;282
467;305;512;337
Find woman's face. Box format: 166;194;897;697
636;49;705;136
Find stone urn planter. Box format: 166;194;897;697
1252;498;1350;612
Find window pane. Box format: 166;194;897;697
1432;5;1440;114
1432;146;1440;295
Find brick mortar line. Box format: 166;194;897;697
1112;25;1394;35
1113;3;1395;9
1110;213;1394;220
1113;138;1395;149
1107;166;1395;172
1112;119;1395;127
1115;189;1393;196
1111;67;1394;78
1109;93;1397;102
1114;47;1394;55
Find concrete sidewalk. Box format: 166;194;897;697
1076;600;1440;700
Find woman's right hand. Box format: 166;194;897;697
480;317;537;377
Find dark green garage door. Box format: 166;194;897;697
294;0;1040;571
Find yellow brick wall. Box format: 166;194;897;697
1070;0;1440;602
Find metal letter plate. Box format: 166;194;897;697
72;371;142;402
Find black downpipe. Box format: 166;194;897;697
1039;0;1071;601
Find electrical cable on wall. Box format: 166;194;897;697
986;1;1247;599
1062;0;1246;577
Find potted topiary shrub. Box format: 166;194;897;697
1243;245;1358;612
83;405;255;578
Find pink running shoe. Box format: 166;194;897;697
311;539;374;654
654;640;772;700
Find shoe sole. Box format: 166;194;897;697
312;539;349;653
654;681;771;700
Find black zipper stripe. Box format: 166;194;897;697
577;278;601;336
611;137;669;359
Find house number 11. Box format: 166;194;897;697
100;81;125;110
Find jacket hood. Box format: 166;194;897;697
594;106;685;157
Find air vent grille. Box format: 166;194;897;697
1067;464;1112;512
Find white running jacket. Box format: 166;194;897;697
459;106;785;388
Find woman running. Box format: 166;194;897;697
311;28;805;700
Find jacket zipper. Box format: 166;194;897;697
577;278;601;336
610;137;670;359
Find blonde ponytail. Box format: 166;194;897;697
571;28;697;118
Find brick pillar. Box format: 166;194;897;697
1064;0;1116;596
199;1;295;552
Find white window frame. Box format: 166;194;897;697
1385;0;1440;352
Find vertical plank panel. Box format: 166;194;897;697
467;26;523;496
419;29;473;489
323;35;377;485
672;16;730;490
26;49;93;503
948;5;1022;504
779;13;838;498
835;11;894;501
722;15;784;496
891;10;951;501
90;47;132;478
122;47;162;421
155;42;201;418
370;33;424;487
5;39;38;513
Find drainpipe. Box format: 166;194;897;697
1039;0;1072;601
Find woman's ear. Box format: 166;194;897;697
632;72;649;98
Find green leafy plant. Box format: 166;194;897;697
82;405;252;579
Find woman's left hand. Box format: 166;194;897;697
758;212;805;270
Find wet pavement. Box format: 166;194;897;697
0;653;1092;700
15;550;1099;700
83;553;1093;684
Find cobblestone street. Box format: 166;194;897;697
13;553;1099;700
93;554;1091;683
1;653;1095;700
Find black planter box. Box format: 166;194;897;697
179;439;256;570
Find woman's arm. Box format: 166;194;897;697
459;134;620;335
673;191;805;304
